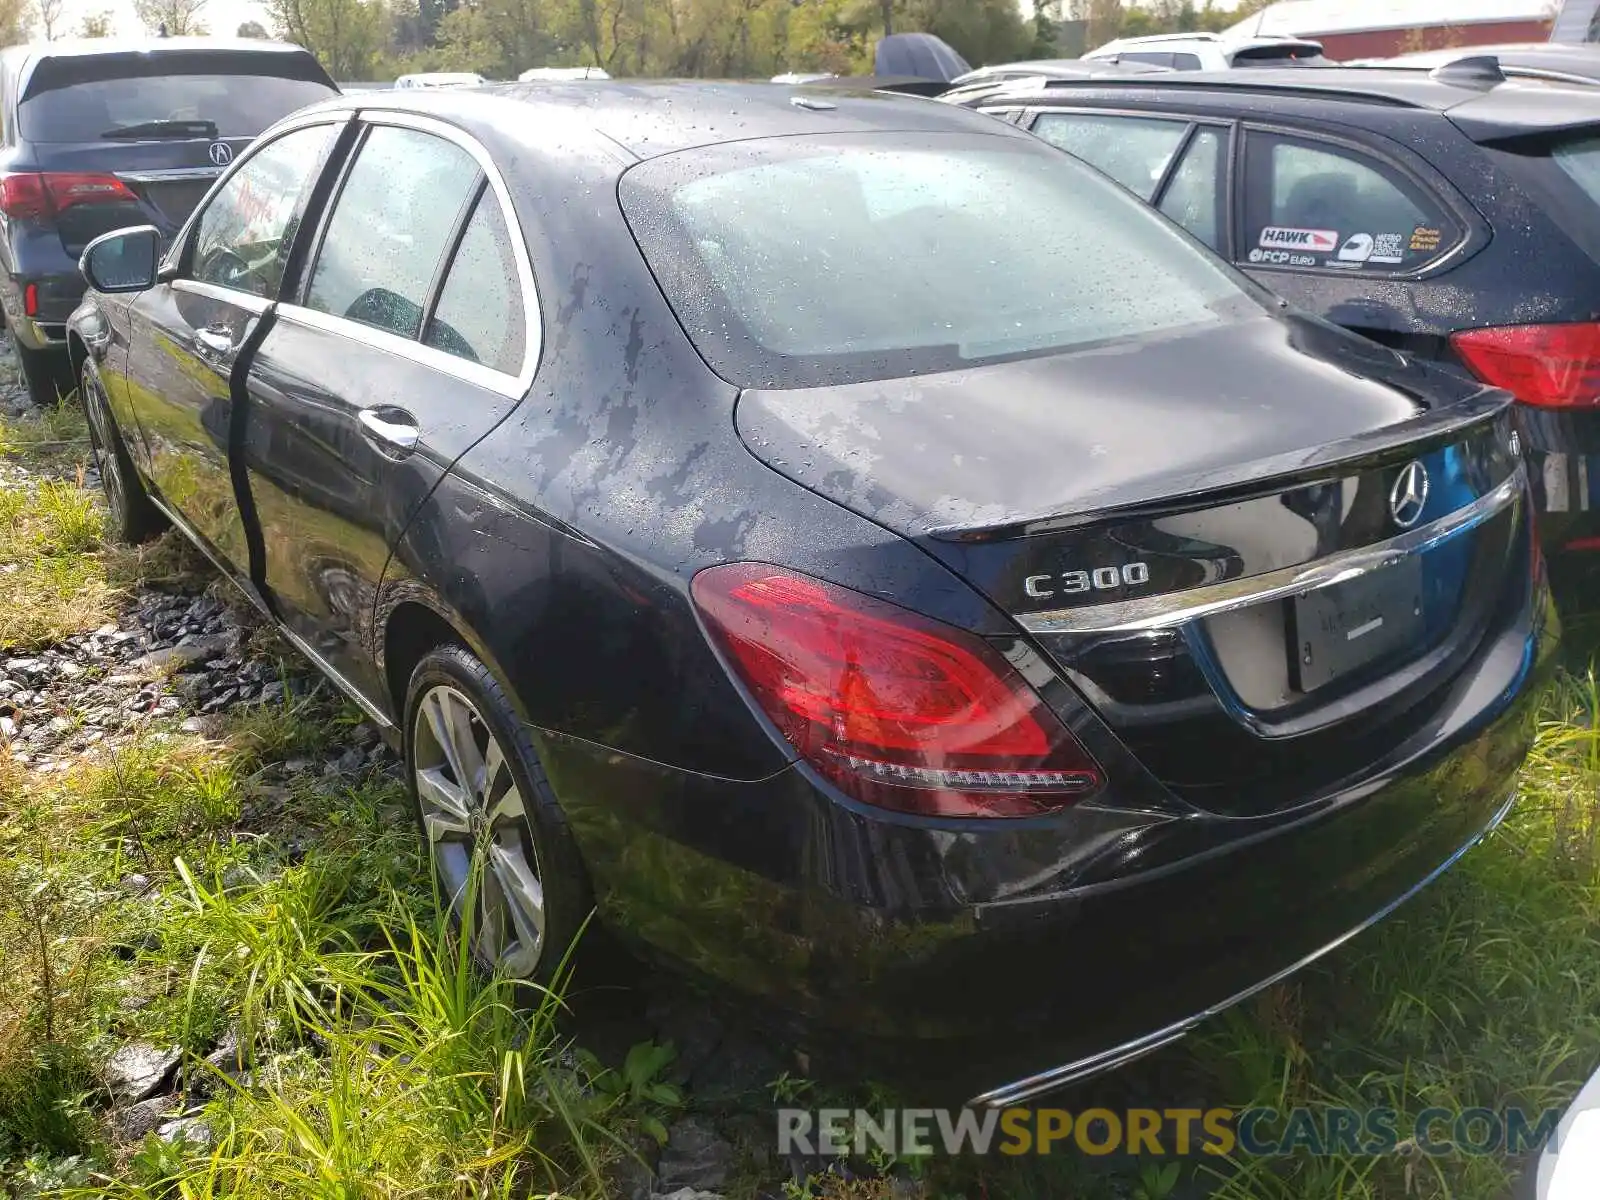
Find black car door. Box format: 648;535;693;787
1230;124;1479;357
119;118;343;578
240;114;537;710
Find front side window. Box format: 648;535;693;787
1240;132;1456;273
189;123;335;299
305;125;480;339
621;132;1258;389
1031;113;1191;200
424;189;528;374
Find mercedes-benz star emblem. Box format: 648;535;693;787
1389;460;1430;529
207;142;233;166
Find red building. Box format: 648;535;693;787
1226;0;1556;60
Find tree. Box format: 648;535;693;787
133;0;208;35
78;9;114;34
37;0;62;39
0;0;27;44
237;18;269;34
266;0;386;79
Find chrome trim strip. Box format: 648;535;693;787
116;166;222;184
968;789;1518;1109
345;108;542;393
171;278;270;315
275;625;397;731
275;302;523;397
1018;468;1522;635
144;491;396;733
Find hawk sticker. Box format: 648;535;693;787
1259;226;1339;252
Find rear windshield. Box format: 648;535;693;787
620;132;1260;389
20;56;336;142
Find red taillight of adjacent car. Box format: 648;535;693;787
0;172;135;220
1452;323;1600;409
691;562;1102;818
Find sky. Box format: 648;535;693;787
47;0;273;39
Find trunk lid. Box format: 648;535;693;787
736;313;1528;816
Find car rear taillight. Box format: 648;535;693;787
0;172;135;220
1452;323;1600;409
691;562;1102;818
22;283;36;316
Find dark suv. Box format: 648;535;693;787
963;62;1600;624
0;38;336;404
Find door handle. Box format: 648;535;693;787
358;406;420;454
193;325;232;357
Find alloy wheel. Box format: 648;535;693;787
412;684;546;977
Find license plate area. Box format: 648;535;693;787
1290;557;1425;694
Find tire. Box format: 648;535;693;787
17;342;73;408
404;643;594;988
80;358;166;543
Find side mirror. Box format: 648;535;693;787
79;225;161;293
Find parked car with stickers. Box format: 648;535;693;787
0;37;338;405
67;81;1552;1105
963;62;1600;624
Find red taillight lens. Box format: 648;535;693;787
1452;323;1600;409
22;283;36;316
691;562;1102;818
0;174;49;219
0;172;134;220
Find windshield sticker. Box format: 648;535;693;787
1409;226;1442;252
1247;248;1316;266
1370;233;1406;264
1259;226;1338;252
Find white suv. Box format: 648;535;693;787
1082;32;1328;70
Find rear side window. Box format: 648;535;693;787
1031;113;1191;200
19;55;335;143
424;190;528;374
1240;132;1456;272
621;132;1261;389
1119;52;1175;67
305;126;480;339
1171;53;1203;69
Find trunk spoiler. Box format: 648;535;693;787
931;388;1513;542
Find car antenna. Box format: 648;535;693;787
1430;56;1506;89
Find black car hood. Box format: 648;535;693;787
733;311;1499;541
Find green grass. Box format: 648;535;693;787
2;401;1600;1198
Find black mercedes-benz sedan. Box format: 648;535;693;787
66;81;1554;1106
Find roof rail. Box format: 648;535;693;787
1429;55;1507;89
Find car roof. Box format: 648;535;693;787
10;36;313;64
333;79;1022;159
976;64;1600;137
950;57;1172;83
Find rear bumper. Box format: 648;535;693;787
1525;447;1600;635
541;555;1556;1100
0;271;82;350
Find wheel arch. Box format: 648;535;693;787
378;594;531;738
65;330;89;386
